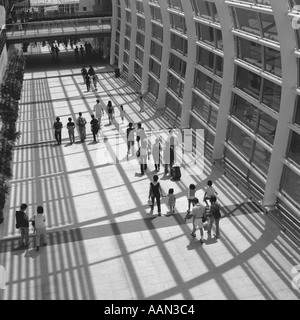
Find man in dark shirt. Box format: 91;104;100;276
126;122;135;155
15;203;30;247
53;117;63;145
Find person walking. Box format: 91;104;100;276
119;105;125;123
107;101;114;125
203;180;218;206
80;45;84;60
90;114;99;142
208;196;221;238
94;99;105;127
31;206;47;251
76;112;87;142
135;123;146;148
167;188;176;213
139;95;145;113
54;45;60;60
126;122;135;155
74;45;79;62
85;74;91;92
92;74;99;91
190;197;206;243
53;117;63;145
148;174;164;216
81;65;87;83
88;65;95;77
184;184;197;222
67;117;75;144
139;140;148;176
152;138;161;172
15;203;30;247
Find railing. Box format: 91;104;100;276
0;26;6;56
5;17;112;40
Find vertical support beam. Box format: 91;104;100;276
127;0;137;82
263;0;298;207
212;1;235;160
180;1;197;129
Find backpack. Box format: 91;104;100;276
78;117;84;127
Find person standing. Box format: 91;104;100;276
139;140;148;176
88;65;95;77
126;122;135;155
119;105;125;123
90;114;99;142
81;65;87;83
135;123;146;148
15;203;30;247
80;45;84;60
66;117;75;144
85;74;91;92
167;188;176;213
107;101;114;125
92;74;99;91
190;197;206;243
54;45;60;60
53;117;63;145
94;99;105;126
203;180;218;206
139;95;144;113
76;112;87;142
74;45;79;62
208;196;221;238
148;175;164;216
152;138;161;172
31;206;47;251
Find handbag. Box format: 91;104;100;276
136;148;140;157
148;199;153;206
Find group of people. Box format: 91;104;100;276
81;65;99;92
127;124;177;176
147;176;221;241
15;203;47;251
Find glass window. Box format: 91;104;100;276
280;165;300;208
233;8;261;36
287;131;300;167
169;13;187;33
212;81;222;104
167;73;184;99
260;13;279;42
137;16;145;31
230;93;258;132
136;32;145;47
168;0;183;11
191;93;210;123
196;23;215;46
262;79;281;113
209;108;218;129
216;55;223;77
257;111;277;145
252;142;271;176
171;33;188;55
197;48;214;72
236;37;262;69
148;76;159;98
265;47;281;77
135;47;144;63
294;95;300;126
225;148;249;178
134;62;143;78
149;58;161;78
152;23;163;42
236;66;261;100
150;6;162;22
227;121;253;161
169;53;186;77
150;41;162;60
215;29;223;50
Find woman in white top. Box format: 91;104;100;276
32;206;47;251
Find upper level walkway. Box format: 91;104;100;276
5;16;112;44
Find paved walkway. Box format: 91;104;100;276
0;51;299;300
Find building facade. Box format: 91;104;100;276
110;0;300;225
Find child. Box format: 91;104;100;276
203;180;218;206
120;105;125;123
184;184;196;222
167;188;176;213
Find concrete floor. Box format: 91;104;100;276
0;43;299;300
